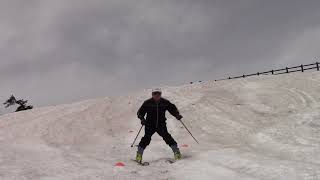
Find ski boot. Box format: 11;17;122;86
174;150;182;160
171;145;182;160
136;146;144;163
136;153;143;163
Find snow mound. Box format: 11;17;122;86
1;72;320;180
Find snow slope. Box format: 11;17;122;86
1;72;320;180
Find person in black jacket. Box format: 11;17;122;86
136;88;183;163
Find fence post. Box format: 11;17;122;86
286;67;289;73
301;64;304;72
317;62;319;71
271;70;274;75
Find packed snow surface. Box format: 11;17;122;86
1;72;320;180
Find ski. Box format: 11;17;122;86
131;160;150;166
138;162;150;166
165;159;176;164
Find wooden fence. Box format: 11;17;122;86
215;62;320;81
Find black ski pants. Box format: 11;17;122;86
138;123;177;149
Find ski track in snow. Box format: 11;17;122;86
1;72;320;179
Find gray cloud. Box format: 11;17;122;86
1;0;320;113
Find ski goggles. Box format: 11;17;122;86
152;91;162;96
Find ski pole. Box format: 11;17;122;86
179;120;199;144
131;125;144;147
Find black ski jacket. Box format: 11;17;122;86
137;98;180;127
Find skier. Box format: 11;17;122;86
136;88;183;163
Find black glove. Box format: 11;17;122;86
175;114;183;120
140;117;147;125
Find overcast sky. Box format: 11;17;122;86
1;0;320;112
